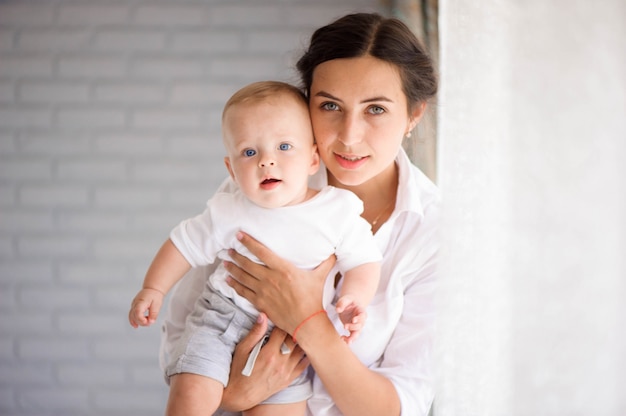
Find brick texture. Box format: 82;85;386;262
0;0;383;414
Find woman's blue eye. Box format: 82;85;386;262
243;149;256;157
279;143;292;151
368;105;385;115
322;102;339;111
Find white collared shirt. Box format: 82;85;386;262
160;148;439;416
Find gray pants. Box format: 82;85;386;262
165;289;312;404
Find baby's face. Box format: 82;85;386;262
223;94;319;208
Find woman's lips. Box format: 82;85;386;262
334;153;368;169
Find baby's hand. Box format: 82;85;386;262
335;295;368;344
128;288;164;328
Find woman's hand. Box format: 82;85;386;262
224;231;336;334
220;313;309;412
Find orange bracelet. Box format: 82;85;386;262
292;309;326;343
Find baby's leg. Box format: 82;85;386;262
166;373;223;416
244;401;307;416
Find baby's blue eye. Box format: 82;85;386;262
243;149;256;157
279;143;292;151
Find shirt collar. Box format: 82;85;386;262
396;147;430;219
310;147;436;220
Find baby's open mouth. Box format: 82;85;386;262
261;178;281;185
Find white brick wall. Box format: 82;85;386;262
0;1;384;414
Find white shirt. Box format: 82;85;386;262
160;148;439;416
169;186;381;316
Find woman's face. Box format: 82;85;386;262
309;55;418;188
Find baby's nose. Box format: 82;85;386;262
258;157;276;167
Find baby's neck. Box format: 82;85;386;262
303;187;320;202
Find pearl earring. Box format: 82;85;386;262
405;131;412;138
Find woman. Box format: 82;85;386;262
161;12;439;416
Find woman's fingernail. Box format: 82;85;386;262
236;231;243;240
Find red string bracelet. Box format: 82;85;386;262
292;309;326;343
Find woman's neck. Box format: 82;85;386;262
328;162;399;231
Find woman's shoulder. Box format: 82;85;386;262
396;149;440;218
409;164;440;207
317;186;364;213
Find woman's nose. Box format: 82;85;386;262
338;114;363;146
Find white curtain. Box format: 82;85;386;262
436;1;625;415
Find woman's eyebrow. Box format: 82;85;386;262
362;96;393;104
313;91;393;104
313;91;342;102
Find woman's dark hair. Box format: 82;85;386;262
296;13;437;109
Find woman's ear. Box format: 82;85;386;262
407;102;427;134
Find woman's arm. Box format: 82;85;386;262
294;311;401;416
217;236;336;412
224;232;333;333
225;232;401;416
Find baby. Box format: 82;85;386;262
128;81;381;416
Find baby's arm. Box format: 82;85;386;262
335;261;381;343
128;239;191;328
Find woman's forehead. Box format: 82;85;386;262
311;56;404;102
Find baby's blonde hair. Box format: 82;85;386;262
222;81;308;121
